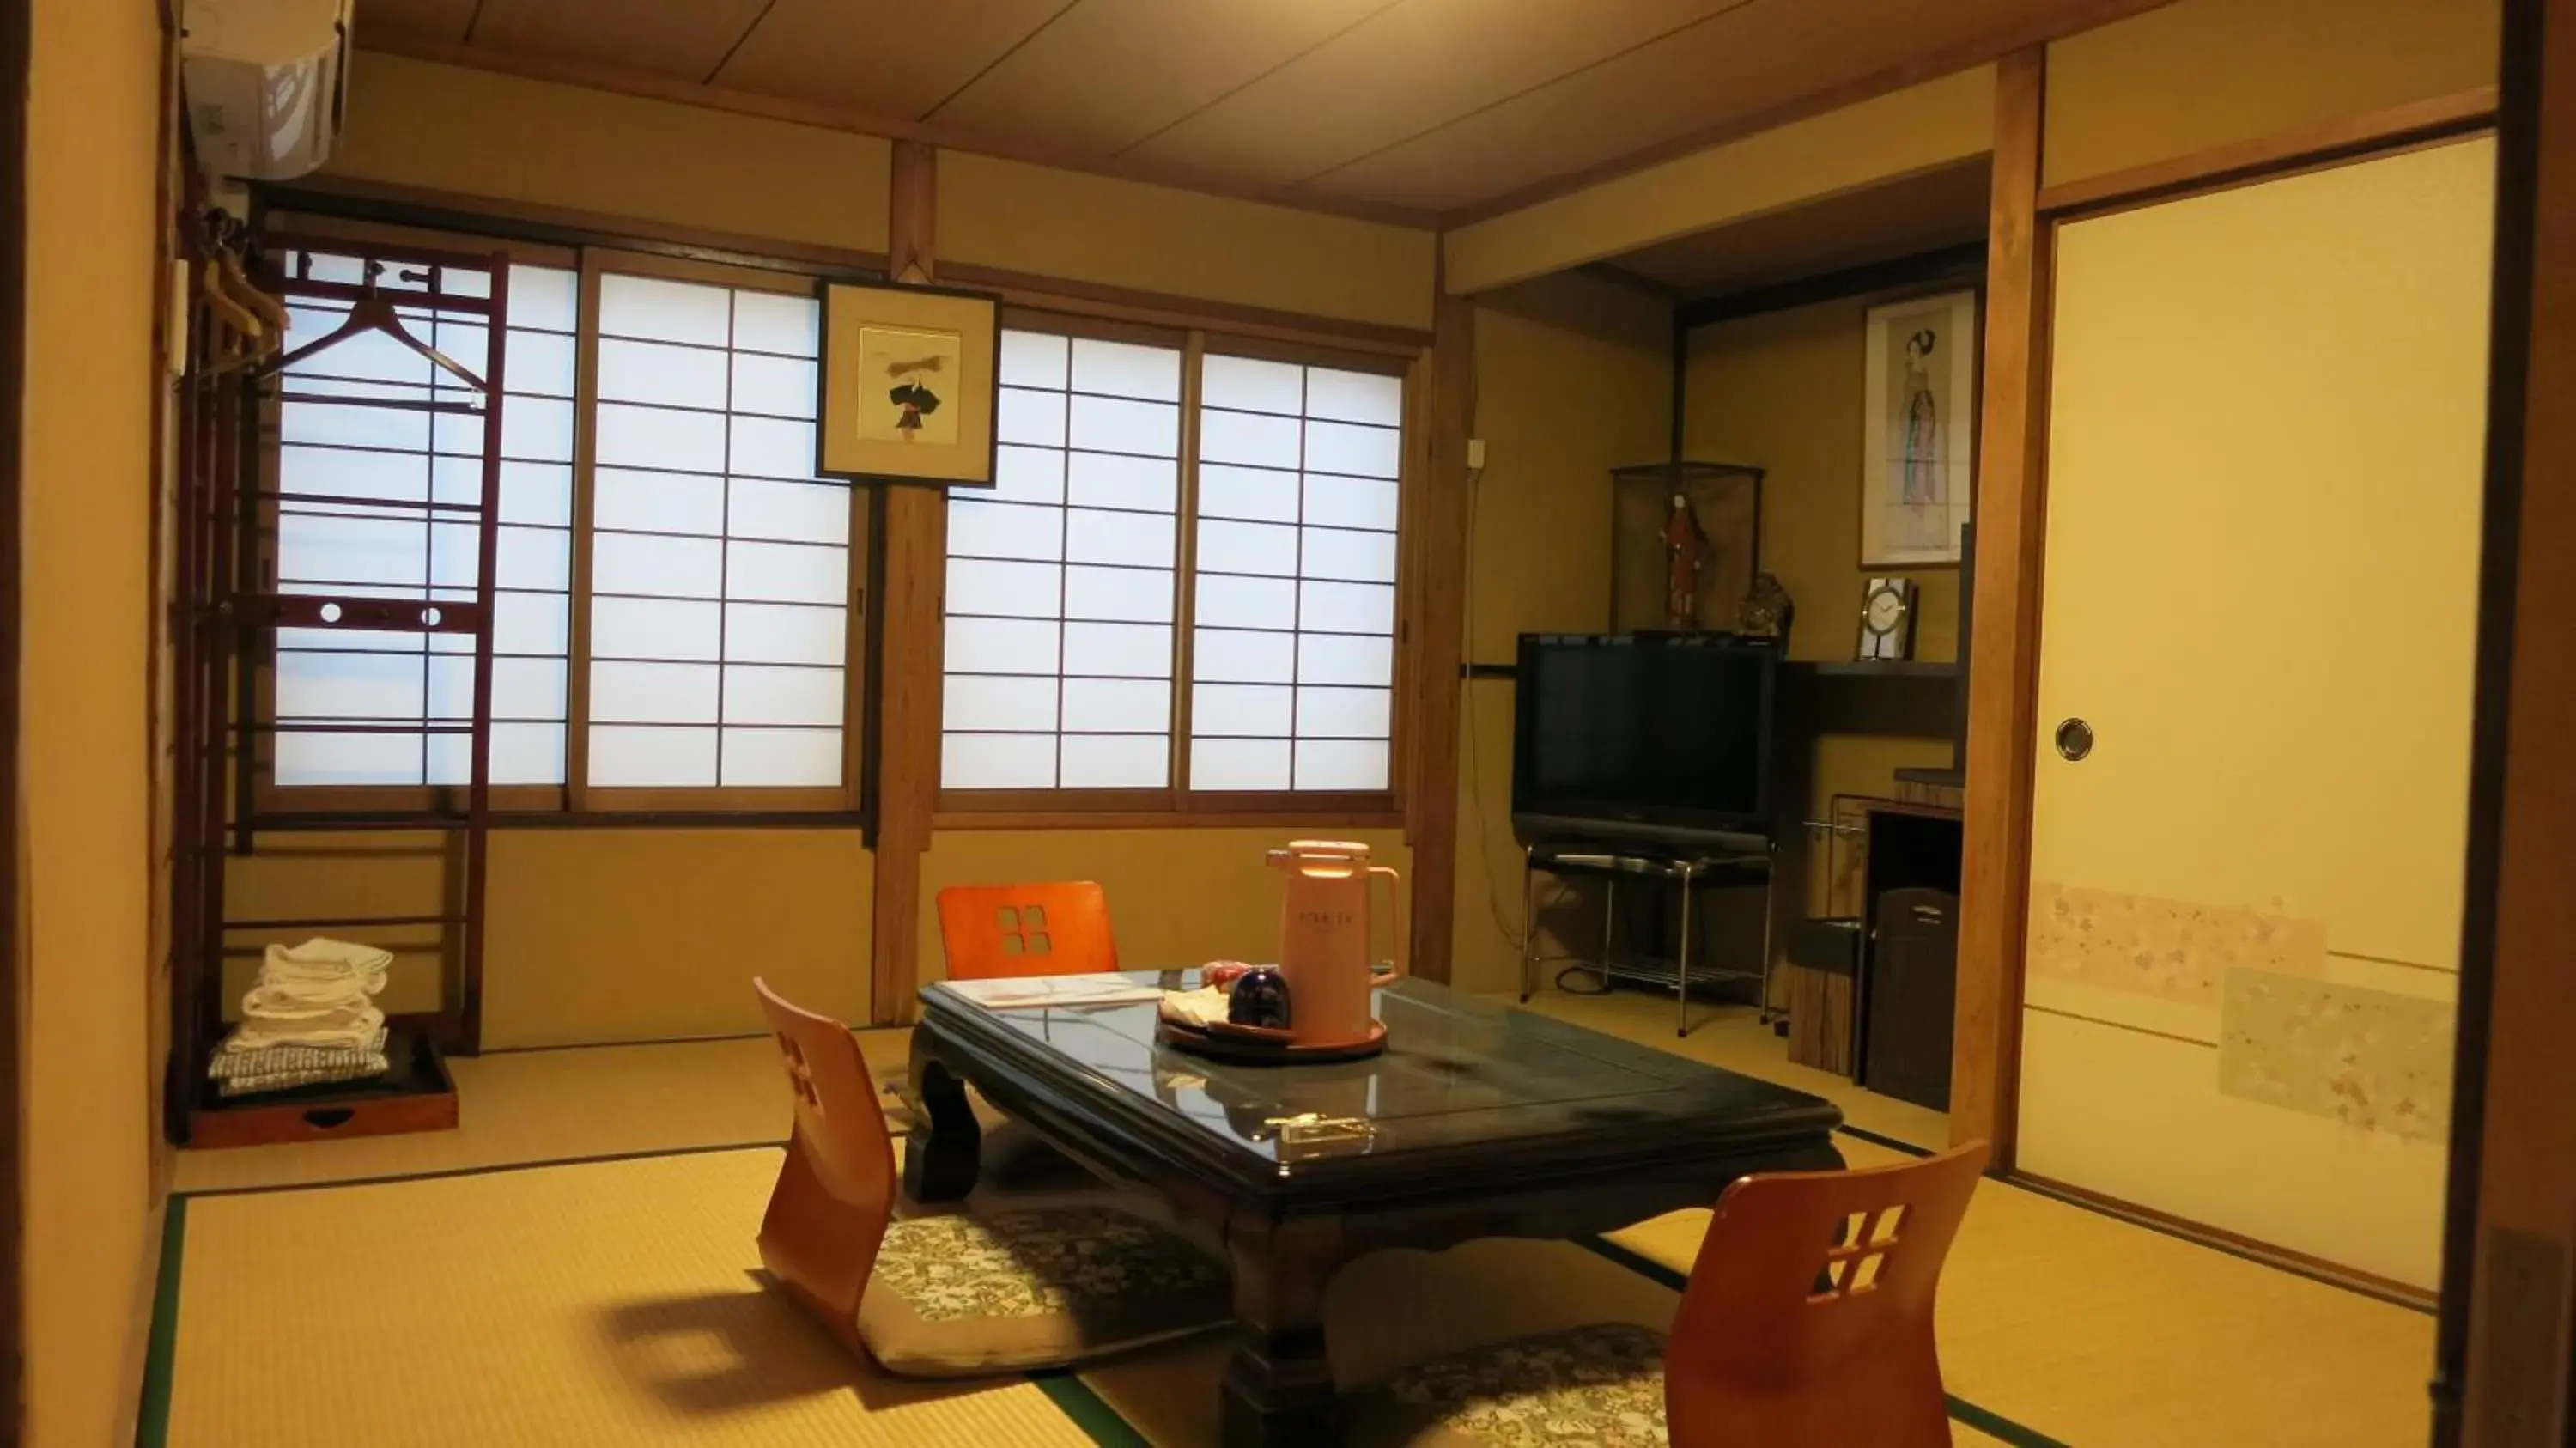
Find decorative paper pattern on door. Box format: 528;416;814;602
2026;882;2326;1006
2217;969;2454;1142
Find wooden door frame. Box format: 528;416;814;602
1950;53;2502;1171
2440;0;2575;1439
1;0;27;1433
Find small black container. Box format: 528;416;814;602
1227;967;1293;1031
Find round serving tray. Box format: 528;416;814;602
1155;1015;1388;1065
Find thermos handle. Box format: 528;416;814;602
1370;866;1406;978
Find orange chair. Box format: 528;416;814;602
754;977;1229;1377
927;881;1122;1190
935;881;1120;980
1351;1141;1991;1447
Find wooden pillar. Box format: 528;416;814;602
2448;0;2576;1439
868;140;945;1025
1949;47;2048;1164
1405;294;1473;984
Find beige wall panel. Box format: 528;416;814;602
1448;273;1674;997
21;0;165;1442
479;830;872;1048
1446;66;1992;296
709;0;1066;118
353;0;477;46
1683;299;1962;664
2018;1008;2451;1288
2031;137;2490;972
932;0;1395;157
936;149;1437;329
1619;158;1990;295
464;0;773;82
2043;0;2502;186
916;830;1412;992
2216;968;2455;1143
325;55;893;254
1125;0;1735;191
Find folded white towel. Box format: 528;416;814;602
227;936;395;1052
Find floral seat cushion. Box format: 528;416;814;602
857;1200;1230;1377
1350;1323;1672;1448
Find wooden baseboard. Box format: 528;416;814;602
2010;1170;2439;1311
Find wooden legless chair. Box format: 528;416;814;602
935;881;1121;980
754;977;1229;1376
1351;1141;1990;1447
1666;1140;1990;1445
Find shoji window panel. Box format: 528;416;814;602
270;255;578;789
1189;354;1401;793
586;269;848;792
940;327;1183;790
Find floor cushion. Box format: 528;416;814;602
1347;1323;1671;1447
857;1199;1230;1377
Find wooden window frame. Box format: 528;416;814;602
249;224;870;820
930;312;1418;828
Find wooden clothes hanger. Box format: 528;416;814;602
256;263;489;391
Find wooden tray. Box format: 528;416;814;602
1156;1015;1388;1065
187;1025;459;1149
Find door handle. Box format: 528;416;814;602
2055;717;2094;762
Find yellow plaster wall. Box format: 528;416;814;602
938;150;1437;330
325;53;892;254
1449;272;1675;997
916;829;1412;988
21;0;166;1441
2044;0;2502;186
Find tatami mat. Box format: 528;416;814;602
1510;986;1953;1151
172;1031;912;1195
1610;1136;2437;1448
161;1015;2440;1446
167;1148;1097;1447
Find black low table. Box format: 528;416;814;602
907;973;1844;1447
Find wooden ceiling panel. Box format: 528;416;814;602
929;0;1400;158
1307;0;2164;212
353;0;477;47
1121;0;1746;191
1613;157;1991;295
465;0;775;83
712;0;1076;121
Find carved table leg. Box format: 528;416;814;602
901;1031;980;1205
1220;1211;1346;1448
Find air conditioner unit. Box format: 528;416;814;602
181;0;352;184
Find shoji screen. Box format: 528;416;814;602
2018;136;2493;1289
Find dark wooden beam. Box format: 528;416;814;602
866;139;945;1025
1403;293;1472;984
1675;241;1986;332
2450;0;2574;1440
1949;46;2048;1168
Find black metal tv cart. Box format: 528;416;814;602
1516;839;1777;1037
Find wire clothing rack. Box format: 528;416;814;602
170;221;512;1147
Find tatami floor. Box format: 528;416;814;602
150;989;2439;1447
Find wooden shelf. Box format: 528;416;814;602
1792;660;1960;678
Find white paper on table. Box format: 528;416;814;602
944;976;1169;1010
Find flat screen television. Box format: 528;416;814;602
1511;632;1777;849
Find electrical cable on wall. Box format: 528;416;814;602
1456;344;1546;960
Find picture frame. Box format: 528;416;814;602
815;277;1002;486
1860;288;1980;568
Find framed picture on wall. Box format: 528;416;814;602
1861;289;1980;567
816;277;1002;486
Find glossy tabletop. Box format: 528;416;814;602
916;972;1842;1193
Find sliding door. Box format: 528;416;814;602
2017;136;2494;1290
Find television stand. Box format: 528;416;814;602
1517;840;1776;1037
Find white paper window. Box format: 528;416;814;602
272;257;577;789
587;271;845;789
1188;357;1400;792
939;329;1182;789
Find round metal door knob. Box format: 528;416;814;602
2055;717;2095;762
